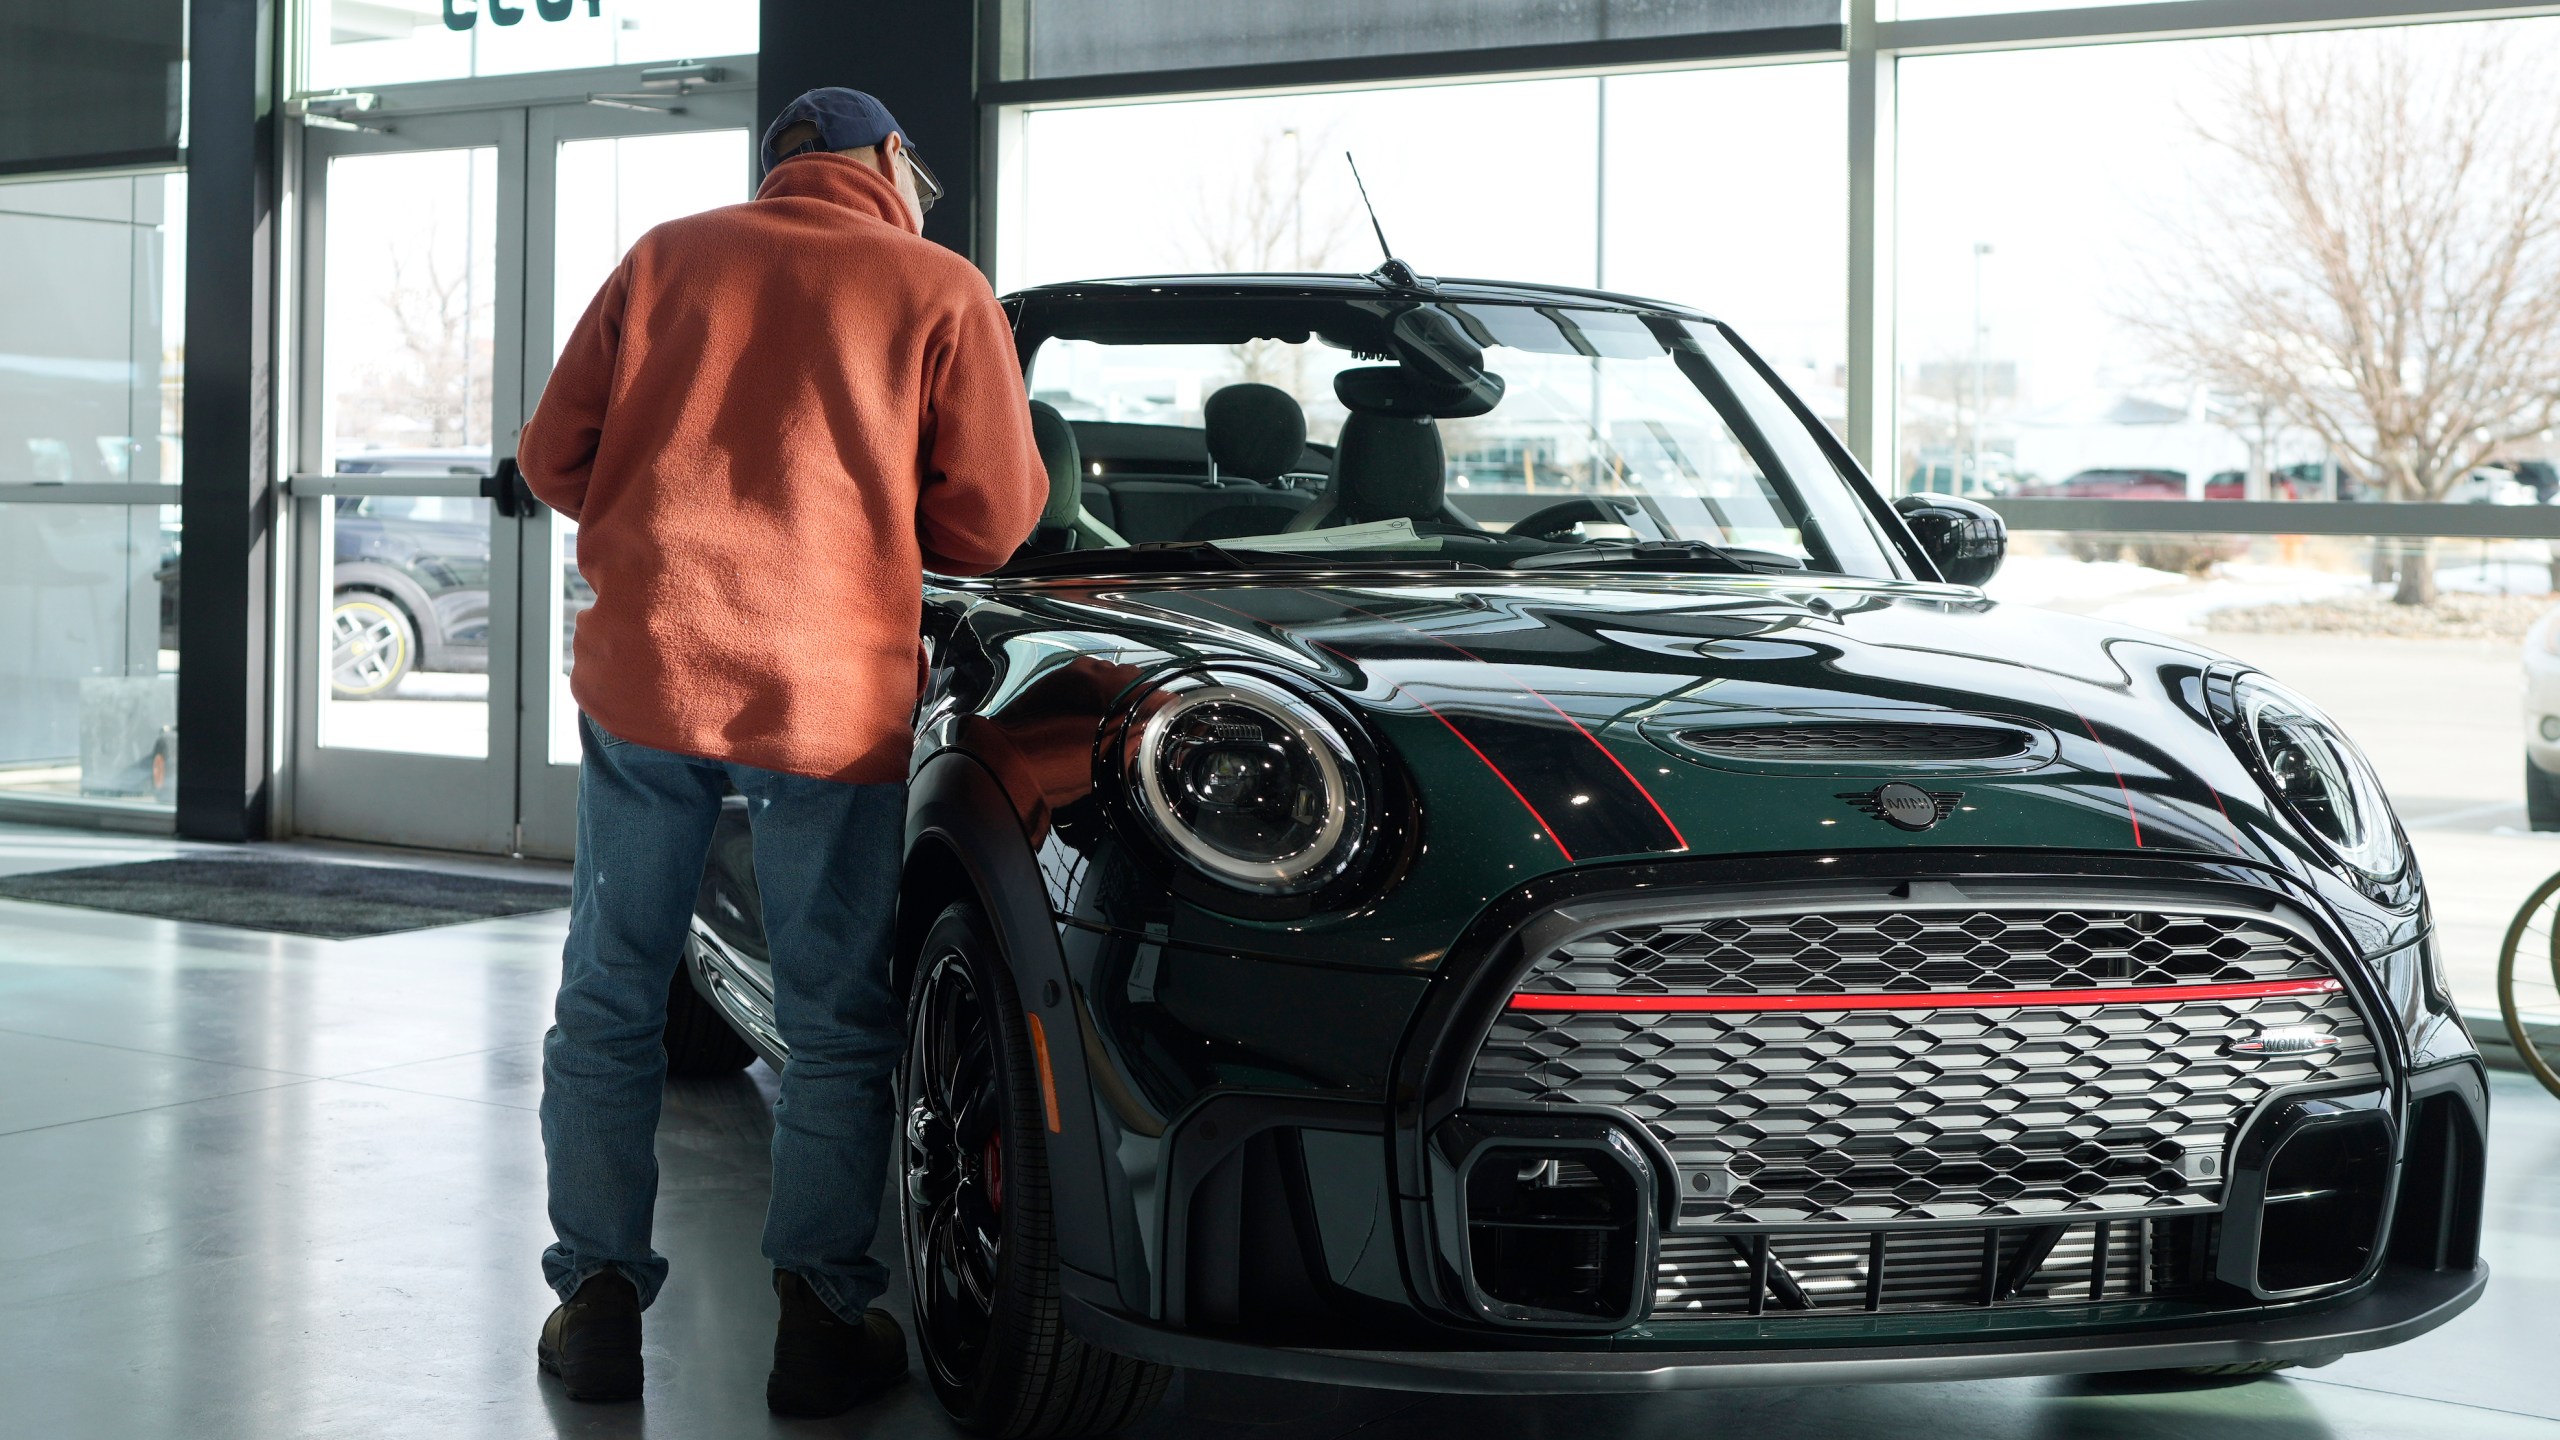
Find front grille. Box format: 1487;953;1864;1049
1673;722;2029;762
1468;903;2382;1228
1519;907;2329;997
1654;1214;2214;1316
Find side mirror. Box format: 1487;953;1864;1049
1894;493;2006;588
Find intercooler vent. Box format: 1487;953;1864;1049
1672;722;2030;762
1655;1214;2216;1316
1462;1146;1650;1327
2253;1110;2392;1294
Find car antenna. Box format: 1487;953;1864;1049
1346;152;1431;292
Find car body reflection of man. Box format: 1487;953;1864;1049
515;87;1043;1417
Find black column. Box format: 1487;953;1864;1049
757;1;981;262
176;0;277;841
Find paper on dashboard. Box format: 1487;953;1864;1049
1217;518;1443;553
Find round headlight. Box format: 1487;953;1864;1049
1130;675;1368;894
2234;674;2404;880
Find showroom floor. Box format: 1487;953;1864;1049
0;821;2554;1440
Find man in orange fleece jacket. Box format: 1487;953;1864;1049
519;88;1044;1417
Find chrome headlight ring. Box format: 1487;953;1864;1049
2213;669;2409;890
1119;669;1374;898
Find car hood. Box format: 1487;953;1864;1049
991;572;2286;877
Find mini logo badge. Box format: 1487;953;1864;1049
1840;782;1962;831
2225;1026;2341;1058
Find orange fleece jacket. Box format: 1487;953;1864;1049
518;153;1044;783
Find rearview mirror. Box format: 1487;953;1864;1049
1893;493;2006;588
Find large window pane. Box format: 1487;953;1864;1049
307;0;755;91
1011;79;1601;293
0;174;184;488
1898;22;2560;503
1602;62;1845;437
0;505;178;807
0;173;182;811
318;148;498;758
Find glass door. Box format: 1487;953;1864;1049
290;89;753;856
291;109;521;853
515;101;755;857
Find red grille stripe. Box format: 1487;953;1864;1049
1504;977;2342;1014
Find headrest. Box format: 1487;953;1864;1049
1333;411;1444;525
1027;400;1082;529
1203;383;1307;483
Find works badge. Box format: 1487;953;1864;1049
1839;782;1963;832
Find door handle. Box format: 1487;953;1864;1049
481;458;543;519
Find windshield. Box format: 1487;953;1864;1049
1007;293;1906;580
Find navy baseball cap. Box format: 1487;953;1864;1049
760;88;906;174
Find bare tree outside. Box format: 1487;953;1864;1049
1186;128;1357;403
339;224;494;453
2135;36;2560;603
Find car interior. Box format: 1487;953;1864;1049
1026;378;1501;551
1003;293;1901;578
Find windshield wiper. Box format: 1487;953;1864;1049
1508;540;1806;575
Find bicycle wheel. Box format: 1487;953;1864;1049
2496;868;2560;1099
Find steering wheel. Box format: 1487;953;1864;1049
1506;495;1638;542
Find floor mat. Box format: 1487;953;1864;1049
0;857;570;939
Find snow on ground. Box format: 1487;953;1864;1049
1978;554;2187;608
2093;563;2371;634
1986;553;2368;634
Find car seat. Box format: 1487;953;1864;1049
1026;401;1123;552
1112;384;1318;543
1283;410;1448;531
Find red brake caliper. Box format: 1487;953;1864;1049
984;1132;1003;1214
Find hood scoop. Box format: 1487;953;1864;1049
1634;706;2059;778
1674;721;2031;763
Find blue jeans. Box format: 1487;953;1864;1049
540;714;907;1324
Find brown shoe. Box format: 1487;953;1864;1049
536;1271;644;1403
767;1270;908;1417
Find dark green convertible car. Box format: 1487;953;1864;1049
675;271;2488;1436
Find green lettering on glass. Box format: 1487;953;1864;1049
443;0;595;28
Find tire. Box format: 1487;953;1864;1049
664;950;758;1077
2528;756;2560;832
329;592;416;700
902;902;1169;1438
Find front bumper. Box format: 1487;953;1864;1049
1065;1261;2484;1394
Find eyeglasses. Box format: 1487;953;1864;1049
902;145;945;216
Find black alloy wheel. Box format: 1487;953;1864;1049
907;935;1005;1387
899;902;1168;1437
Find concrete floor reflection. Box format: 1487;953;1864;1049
0;822;2552;1439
